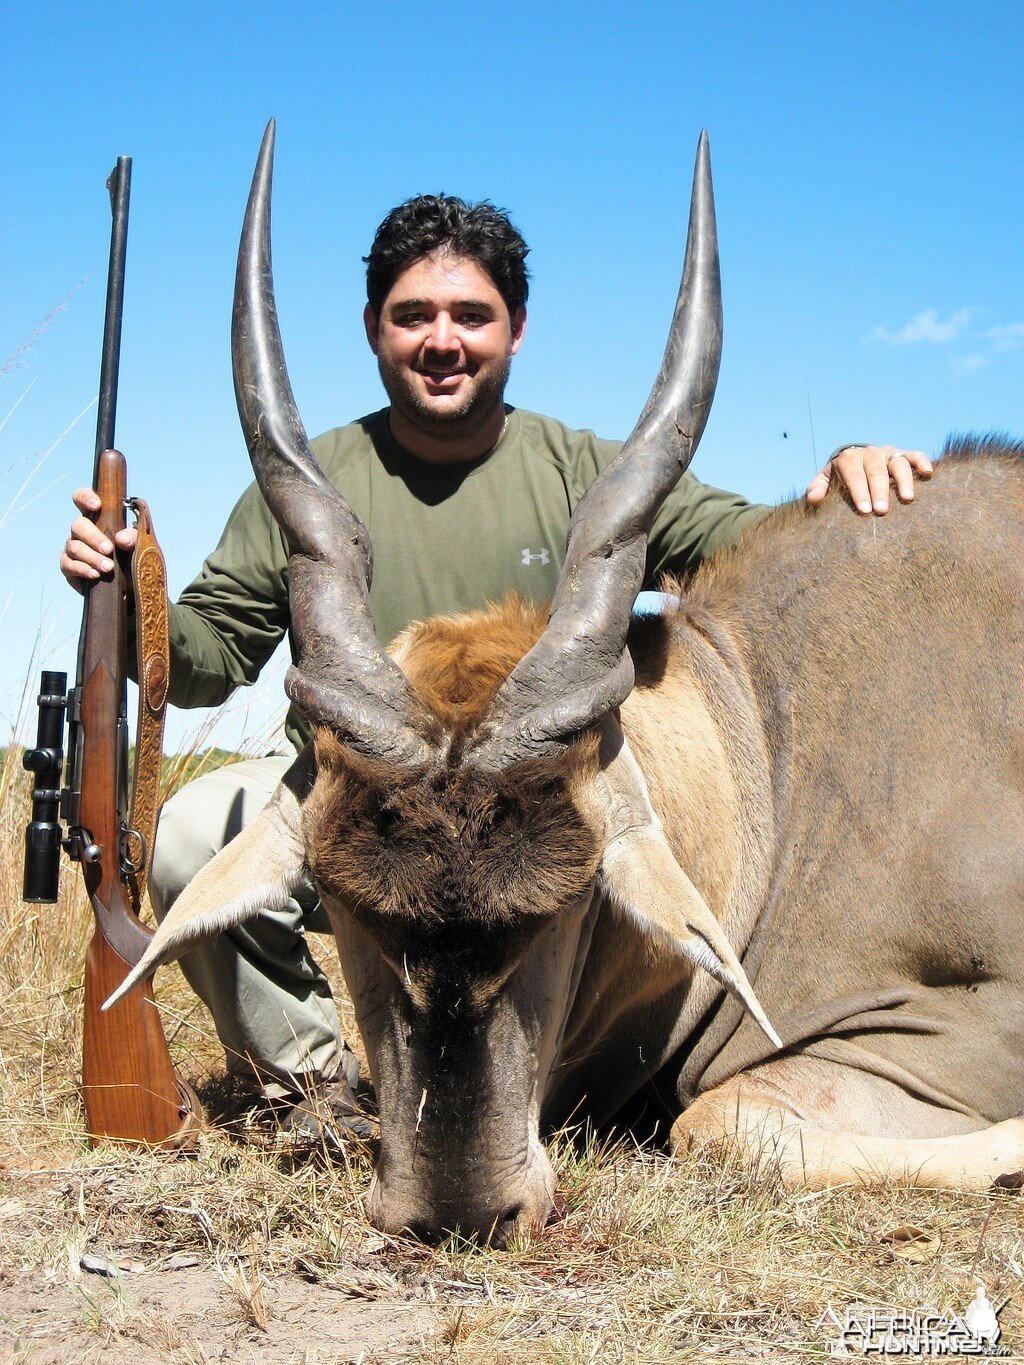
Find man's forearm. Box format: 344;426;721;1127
128;599;282;709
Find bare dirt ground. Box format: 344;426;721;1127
0;1259;436;1363
0;1120;451;1364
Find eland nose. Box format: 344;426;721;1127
368;1176;541;1246
367;1134;556;1246
400;1201;525;1247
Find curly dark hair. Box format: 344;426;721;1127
364;195;530;318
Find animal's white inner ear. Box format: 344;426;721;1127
103;768;308;1011
599;826;781;1050
594;723;780;1051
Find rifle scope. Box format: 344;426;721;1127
22;670;68;903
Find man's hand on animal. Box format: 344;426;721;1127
806;443;933;514
60;486;139;592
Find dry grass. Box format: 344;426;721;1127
2;735;1023;1361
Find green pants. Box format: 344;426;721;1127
149;754;356;1098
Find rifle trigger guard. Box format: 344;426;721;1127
120;825;147;877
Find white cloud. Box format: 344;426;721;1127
869;308;972;345
984;322;1024;353
952;353;990;376
867;309;1023;378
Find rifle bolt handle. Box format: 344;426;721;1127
81;842;102;863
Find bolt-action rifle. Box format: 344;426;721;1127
22;157;199;1147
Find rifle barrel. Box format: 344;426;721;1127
94;156;131;470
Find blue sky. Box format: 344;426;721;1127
2;1;1022;749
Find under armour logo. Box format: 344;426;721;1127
521;548;551;566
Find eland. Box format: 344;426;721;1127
108;125;1024;1243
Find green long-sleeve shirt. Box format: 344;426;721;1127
166;407;766;750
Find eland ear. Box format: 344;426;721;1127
103;755;310;1011
595;723;781;1051
599;825;781;1050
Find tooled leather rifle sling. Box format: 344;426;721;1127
124;496;169;909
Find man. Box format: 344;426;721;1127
61;194;932;1139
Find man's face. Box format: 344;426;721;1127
364;251;526;454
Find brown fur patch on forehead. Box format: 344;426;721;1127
303;728;603;930
390;595;548;733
